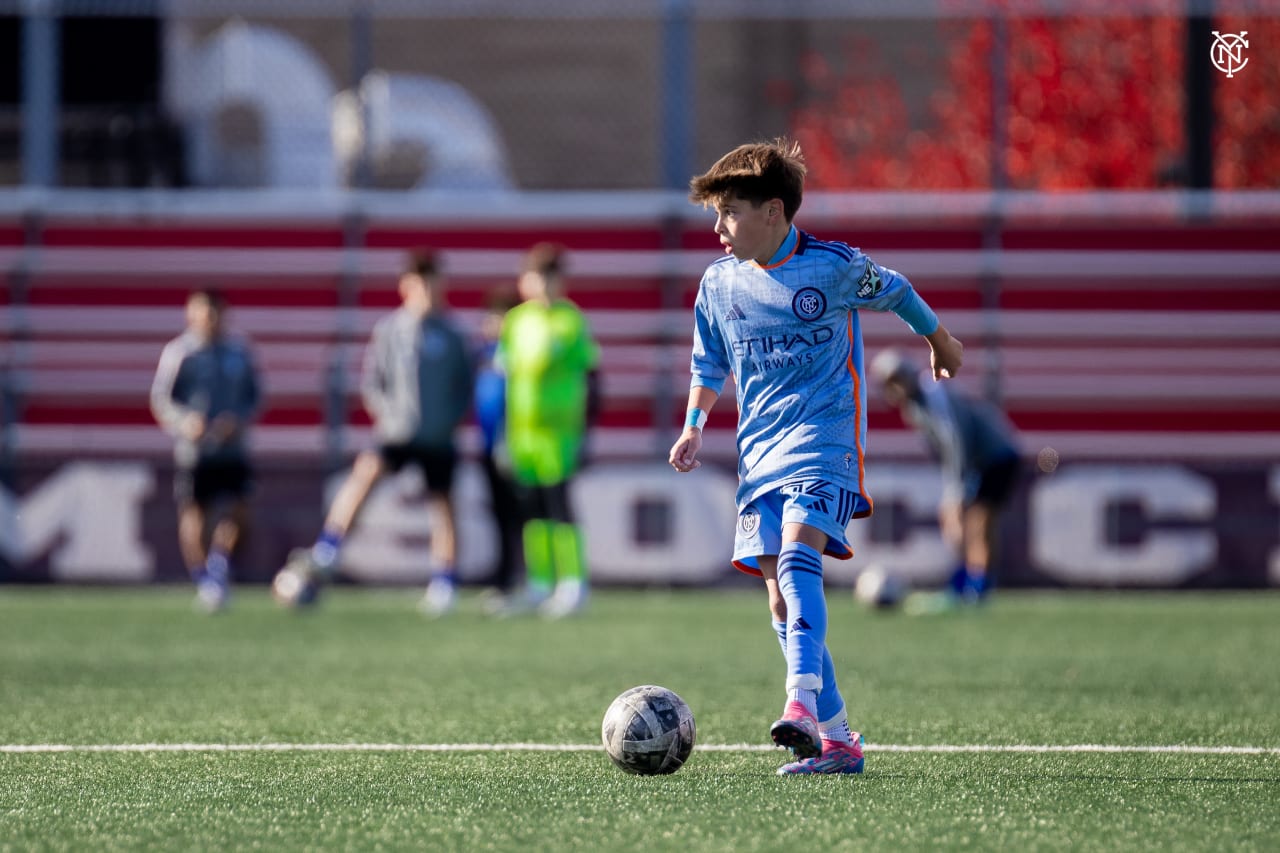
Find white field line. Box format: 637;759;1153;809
1;742;1277;756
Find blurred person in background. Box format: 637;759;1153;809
668;139;965;775
496;243;600;618
273;250;474;615
473;288;526;610
870;348;1021;609
150;288;262;613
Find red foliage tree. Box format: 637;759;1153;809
787;15;1276;189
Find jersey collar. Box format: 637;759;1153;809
758;225;799;270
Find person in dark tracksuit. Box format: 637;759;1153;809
151;288;261;613
274;250;474;614
473;289;525;606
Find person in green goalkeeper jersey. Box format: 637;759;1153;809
497;243;601;617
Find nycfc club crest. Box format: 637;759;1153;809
739;506;760;537
791;287;826;321
1211;31;1248;78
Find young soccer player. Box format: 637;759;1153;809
497;243;600;618
668;139;964;775
150;288;261;612
870;348;1021;607
274;251;474;615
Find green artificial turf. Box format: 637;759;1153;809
1;587;1277;851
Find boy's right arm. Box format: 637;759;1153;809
671;286;729;473
360;326;388;423
150;342;202;440
669;385;719;473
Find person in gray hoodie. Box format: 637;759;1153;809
273;251;474;614
151;288;261;612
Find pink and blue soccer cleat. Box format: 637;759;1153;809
777;733;866;776
769;700;823;759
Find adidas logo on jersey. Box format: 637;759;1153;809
724;303;747;322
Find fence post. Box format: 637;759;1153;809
20;0;60;188
982;15;1009;406
323;3;377;470
661;0;693;190
1185;2;1216;190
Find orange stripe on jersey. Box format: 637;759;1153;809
757;240;800;270
846;311;873;516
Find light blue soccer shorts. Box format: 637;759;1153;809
731;479;862;576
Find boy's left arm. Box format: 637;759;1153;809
846;254;963;379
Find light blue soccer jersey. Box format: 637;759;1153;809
690;225;939;512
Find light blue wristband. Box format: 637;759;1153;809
686;408;708;430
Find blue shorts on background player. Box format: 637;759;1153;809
668;138;965;775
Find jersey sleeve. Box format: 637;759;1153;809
237;342;263;423
689;283;730;395
570;307;600;372
360;319;391;424
840;251;938;336
149;339;192;436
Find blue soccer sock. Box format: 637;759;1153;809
773;618;846;725
965;564;991;600
311;528;344;573
204;548;230;586
778;541;827;695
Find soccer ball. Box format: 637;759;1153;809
270;551;320;608
601;685;696;775
854;564;907;609
271;566;312;607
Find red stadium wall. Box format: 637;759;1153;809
2;196;1278;589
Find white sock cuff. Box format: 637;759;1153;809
819;707;848;731
786;673;822;692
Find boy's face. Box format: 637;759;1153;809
186;295;222;341
713;192;785;264
400;272;434;314
518;270;555;303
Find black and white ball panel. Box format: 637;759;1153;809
601;685;696;775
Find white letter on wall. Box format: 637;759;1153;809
1031;465;1216;586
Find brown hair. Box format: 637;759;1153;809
523;242;566;278
188;287;227;310
689;138;806;222
405;249;441;279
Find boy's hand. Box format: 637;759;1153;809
925;324;964;380
180;412;206;441
669;428;703;473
